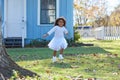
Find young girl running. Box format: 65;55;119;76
43;17;68;62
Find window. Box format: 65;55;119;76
40;0;56;24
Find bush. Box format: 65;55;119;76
74;31;80;41
66;38;75;47
66;38;85;47
73;25;81;42
25;39;49;47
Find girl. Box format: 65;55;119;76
43;17;68;62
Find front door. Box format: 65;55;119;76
5;0;26;38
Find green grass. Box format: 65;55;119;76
7;39;120;80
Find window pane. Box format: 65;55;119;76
41;0;48;9
40;10;55;24
41;0;56;9
48;10;55;15
41;10;49;24
40;0;56;24
49;15;55;23
49;0;56;9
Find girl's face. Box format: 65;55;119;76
58;20;64;27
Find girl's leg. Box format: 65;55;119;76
52;50;57;62
53;50;57;56
59;48;64;59
60;48;64;55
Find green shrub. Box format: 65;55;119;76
25;39;49;47
66;38;75;47
66;38;84;47
74;31;80;41
73;25;81;42
66;25;81;47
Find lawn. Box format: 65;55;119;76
7;39;120;80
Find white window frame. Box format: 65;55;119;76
37;0;59;26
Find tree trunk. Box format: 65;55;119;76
0;46;38;80
0;18;38;80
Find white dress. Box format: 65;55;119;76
47;26;68;51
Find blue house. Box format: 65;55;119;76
0;0;73;47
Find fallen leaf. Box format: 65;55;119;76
70;65;79;68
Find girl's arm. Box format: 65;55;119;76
43;33;49;38
64;27;68;35
47;26;56;35
43;26;56;38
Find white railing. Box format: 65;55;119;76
94;26;120;40
77;27;94;38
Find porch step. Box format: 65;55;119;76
3;37;22;48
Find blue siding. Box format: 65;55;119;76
26;0;53;40
0;0;1;15
66;0;74;39
59;0;73;39
0;0;1;19
59;0;67;18
26;0;73;42
27;0;37;39
0;0;4;22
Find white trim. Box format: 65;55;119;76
4;0;7;22
24;0;26;22
23;0;27;38
37;0;40;25
56;0;59;18
37;0;59;26
22;0;27;48
4;0;7;38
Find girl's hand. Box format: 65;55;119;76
66;32;68;35
43;34;49;38
65;32;68;35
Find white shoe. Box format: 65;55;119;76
52;56;57;63
59;54;64;60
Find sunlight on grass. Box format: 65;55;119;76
16;53;120;80
7;39;120;80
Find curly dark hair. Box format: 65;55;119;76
54;17;66;26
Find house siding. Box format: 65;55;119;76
0;0;4;22
26;0;73;41
59;0;73;39
2;0;73;44
68;0;74;38
66;0;73;39
26;0;53;41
